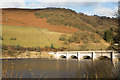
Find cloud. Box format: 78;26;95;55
34;0;119;2
0;0;26;8
0;2;26;8
0;0;25;2
93;7;118;17
0;0;118;8
83;12;94;16
26;2;100;9
35;0;119;2
0;0;119;2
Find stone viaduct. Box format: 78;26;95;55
49;50;120;61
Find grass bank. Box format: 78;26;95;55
2;25;110;51
2;25;67;48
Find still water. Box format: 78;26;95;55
2;58;120;78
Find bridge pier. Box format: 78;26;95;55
66;52;69;60
56;52;59;59
110;51;117;61
92;51;96;60
77;52;81;61
112;52;116;60
110;52;113;61
112;51;119;66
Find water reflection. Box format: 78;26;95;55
2;58;120;78
77;61;116;78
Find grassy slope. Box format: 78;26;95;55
2;25;110;50
34;9;96;32
34;8;117;33
2;25;68;48
68;43;110;51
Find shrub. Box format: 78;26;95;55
59;34;68;41
51;55;53;58
10;37;16;40
50;44;54;49
2;45;8;50
0;36;3;40
72;35;81;43
8;50;17;57
68;36;74;43
16;45;20;50
26;47;36;51
104;30;114;42
67;31;101;44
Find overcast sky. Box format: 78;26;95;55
0;0;119;17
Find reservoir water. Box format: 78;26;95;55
2;58;120;78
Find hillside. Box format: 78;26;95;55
34;8;118;35
2;25;65;48
2;8;78;34
2;25;109;51
1;8;118;51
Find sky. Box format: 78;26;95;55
0;0;119;17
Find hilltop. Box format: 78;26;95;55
2;8;78;34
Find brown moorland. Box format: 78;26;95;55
2;8;79;34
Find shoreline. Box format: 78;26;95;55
1;57;119;61
1;51;54;60
1;57;54;60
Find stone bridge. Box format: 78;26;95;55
49;50;120;61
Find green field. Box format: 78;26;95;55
2;25;68;48
2;25;110;50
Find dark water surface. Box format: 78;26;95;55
2;58;120;78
